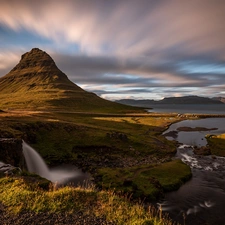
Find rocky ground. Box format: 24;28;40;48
74;153;172;175
0;203;114;225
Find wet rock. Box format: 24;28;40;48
163;130;178;139
0;138;23;167
0;161;21;177
194;146;211;156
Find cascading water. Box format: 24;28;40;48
23;141;52;180
22;141;91;185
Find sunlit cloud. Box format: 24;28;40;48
0;0;225;99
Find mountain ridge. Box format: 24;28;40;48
116;96;224;108
0;48;141;113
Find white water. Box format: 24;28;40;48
22;141;89;185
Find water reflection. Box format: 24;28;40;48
164;118;225;147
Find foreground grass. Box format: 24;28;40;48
0;176;178;225
206;133;225;156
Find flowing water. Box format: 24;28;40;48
160;118;225;225
23;141;91;186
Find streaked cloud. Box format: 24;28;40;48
0;0;225;99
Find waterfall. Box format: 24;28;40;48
22;141;91;185
23;141;52;180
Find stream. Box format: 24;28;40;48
160;118;225;225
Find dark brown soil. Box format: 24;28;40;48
0;203;114;225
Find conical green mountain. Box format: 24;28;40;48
0;48;140;113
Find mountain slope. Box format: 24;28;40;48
0;48;141;113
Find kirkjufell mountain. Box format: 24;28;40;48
0;48;139;112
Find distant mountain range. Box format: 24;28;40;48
212;97;225;103
116;96;225;108
0;48;141;113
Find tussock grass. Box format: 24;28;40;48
0;176;178;225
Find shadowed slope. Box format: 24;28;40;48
0;48;141;113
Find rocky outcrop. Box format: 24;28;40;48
0;138;23;167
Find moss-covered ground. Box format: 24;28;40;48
206;133;225;156
97;159;191;201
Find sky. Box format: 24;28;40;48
1;0;225;100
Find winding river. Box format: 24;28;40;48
160;118;225;225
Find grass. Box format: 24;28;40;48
0;68;145;113
0;176;178;225
0;111;191;201
0;110;192;225
0;112;179;165
206;133;225;156
97;160;192;200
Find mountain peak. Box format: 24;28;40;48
1;48;78;94
11;48;56;72
0;48;140;113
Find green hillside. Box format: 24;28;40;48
0;48;142;113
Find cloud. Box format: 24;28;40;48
1;0;225;99
1;0;225;56
0;50;21;75
52;53;223;86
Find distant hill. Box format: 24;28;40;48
116;96;224;108
115;99;156;108
159;96;223;104
0;48;142;113
212;97;225;103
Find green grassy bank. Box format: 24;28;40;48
97;159;191;200
0;176;179;225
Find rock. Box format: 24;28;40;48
194;146;211;156
12;48;58;73
0;161;21;177
0;138;24;167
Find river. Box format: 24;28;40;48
160;118;225;225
